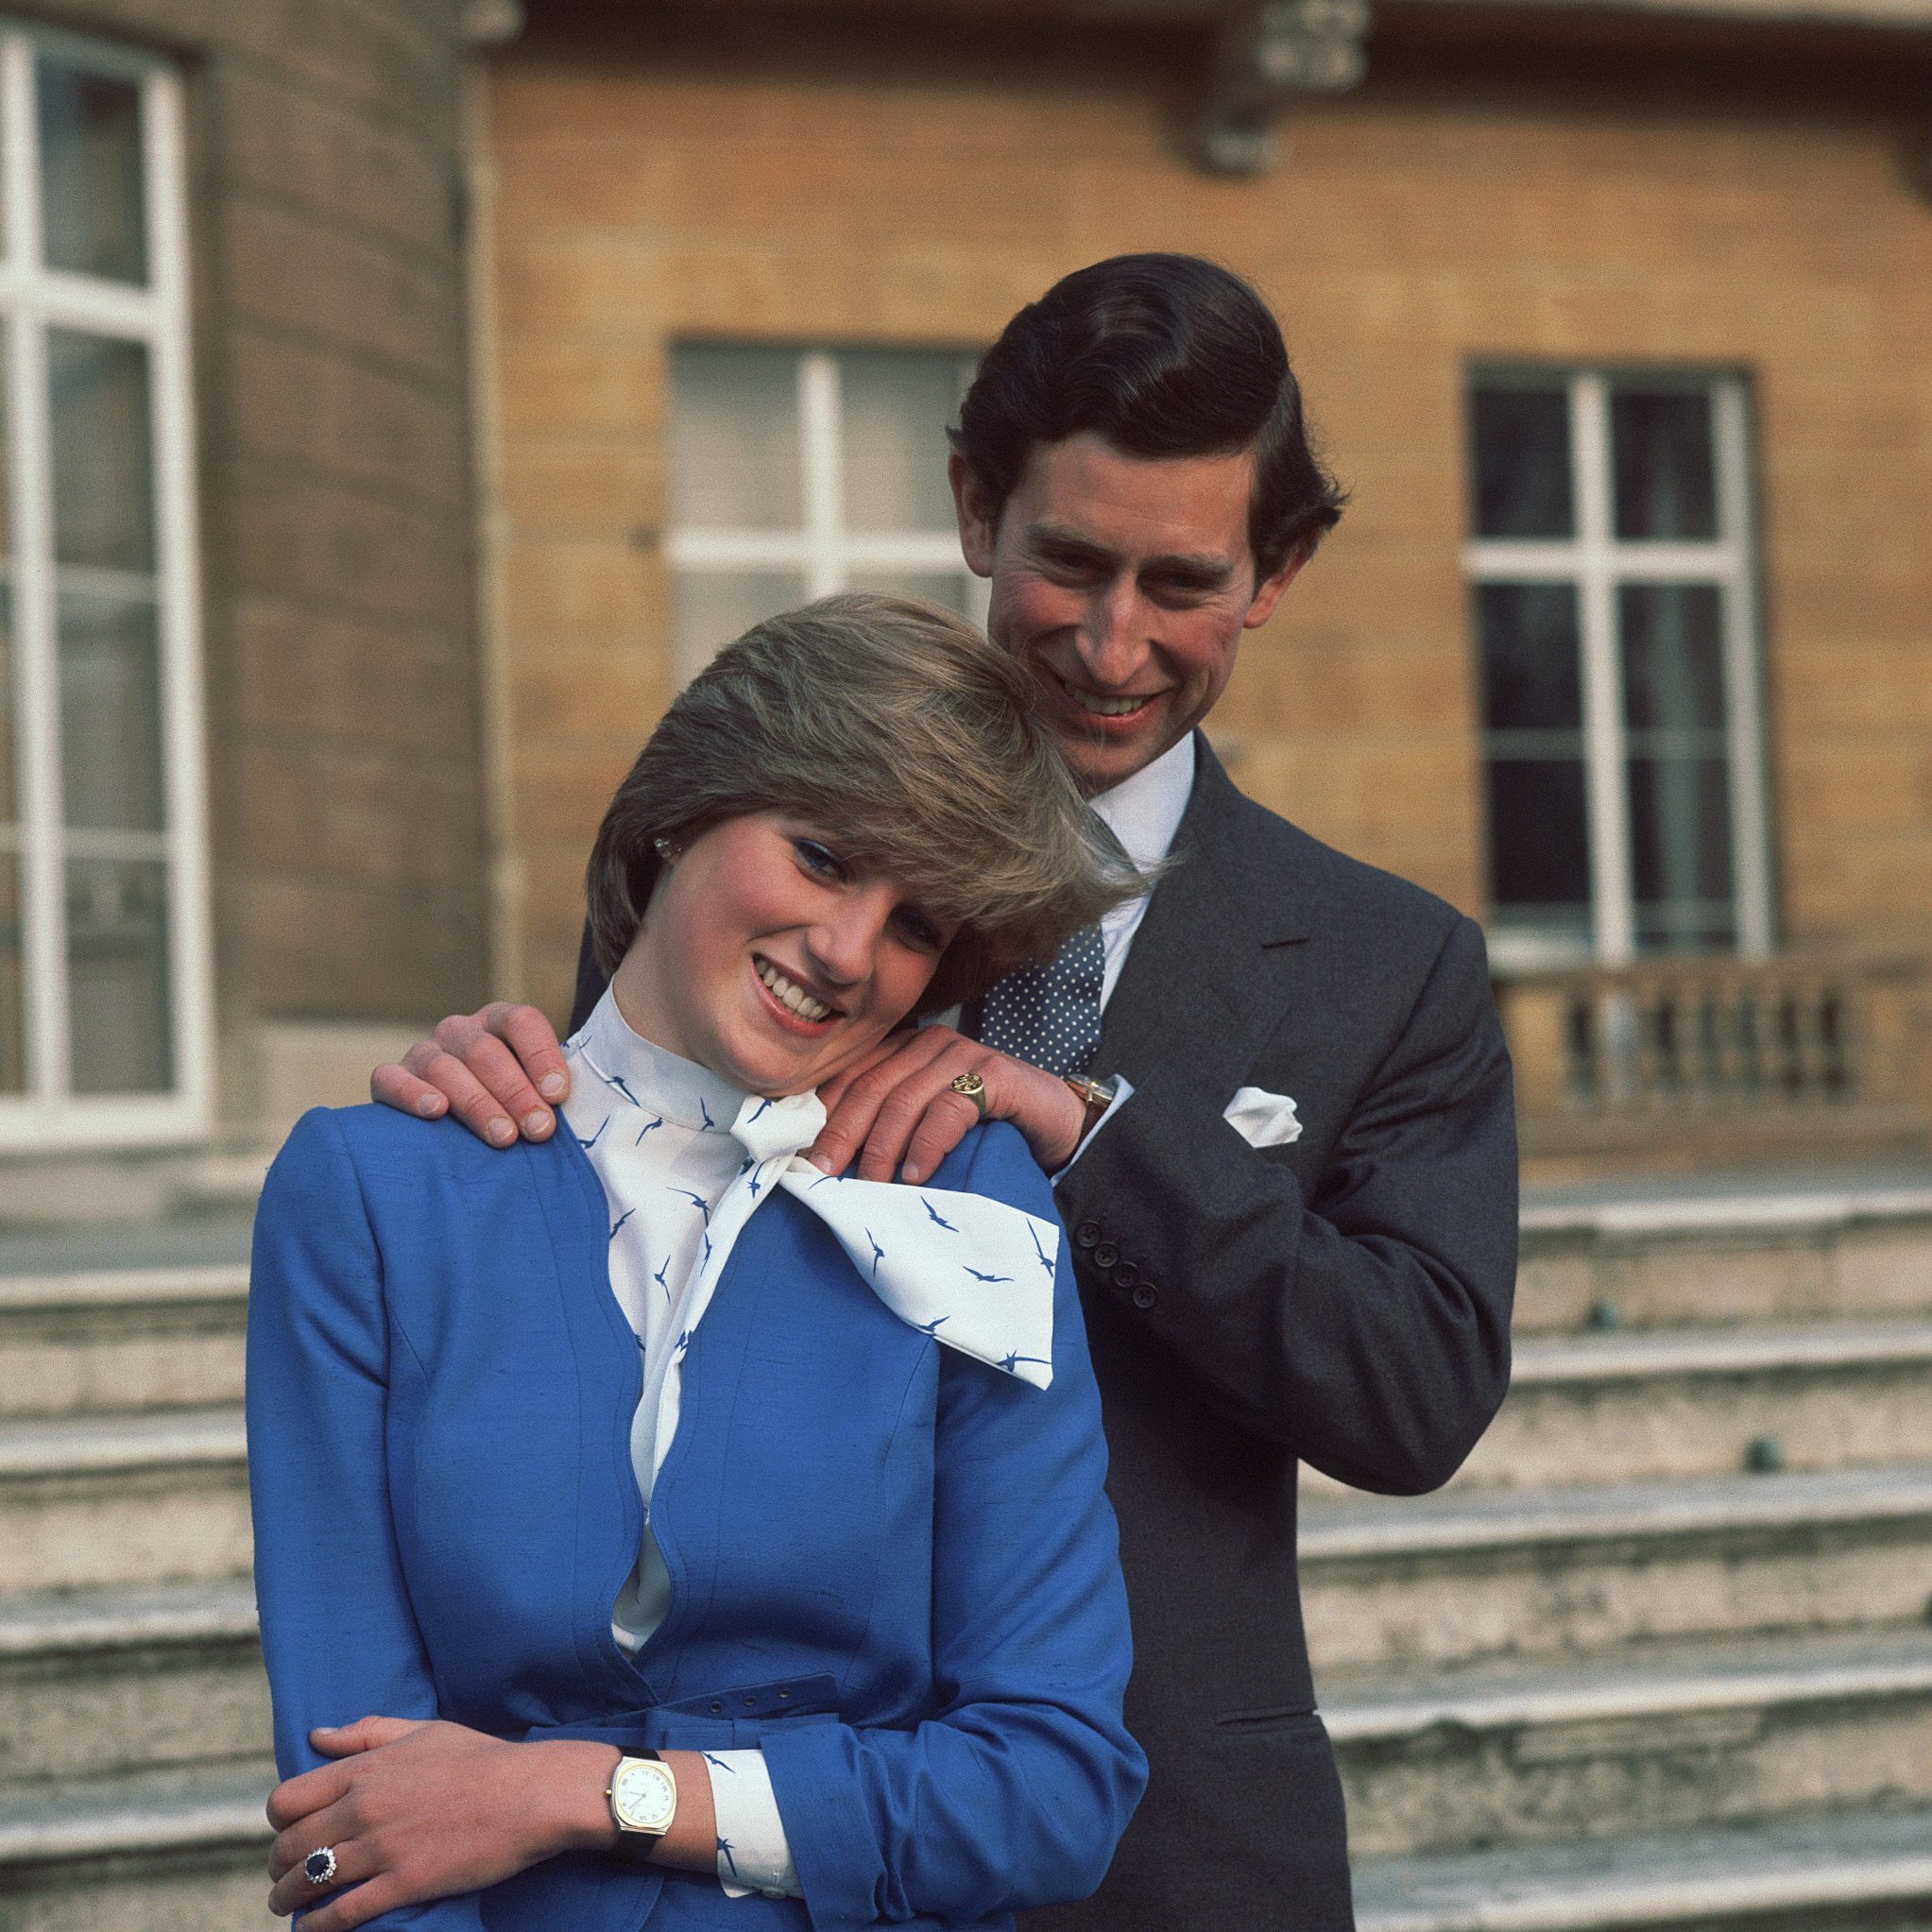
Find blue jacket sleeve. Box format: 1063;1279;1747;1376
246;1107;486;1930
759;1125;1147;1929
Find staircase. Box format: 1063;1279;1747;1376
4;1175;1931;1929
1318;1173;1932;1932
0;1220;271;1932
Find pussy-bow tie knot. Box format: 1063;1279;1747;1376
725;1092;1058;1389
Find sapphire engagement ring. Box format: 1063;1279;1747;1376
304;1846;339;1887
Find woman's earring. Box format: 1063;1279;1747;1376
653;837;677;863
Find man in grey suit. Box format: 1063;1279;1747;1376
377;254;1517;1927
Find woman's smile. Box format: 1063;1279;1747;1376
611;812;955;1097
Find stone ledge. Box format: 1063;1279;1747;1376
1353;1804;1932;1932
1301;1462;1932;1560
0;1409;246;1482
1325;1625;1932;1740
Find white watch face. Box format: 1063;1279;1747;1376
612;1757;676;1834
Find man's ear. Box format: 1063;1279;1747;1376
949;453;1000;578
1241;536;1316;631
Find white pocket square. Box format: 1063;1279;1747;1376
1222;1086;1303;1149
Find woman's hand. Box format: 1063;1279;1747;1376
265;1718;620;1928
810;1026;1089;1185
369;1003;570;1148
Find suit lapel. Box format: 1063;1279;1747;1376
1098;738;1310;1092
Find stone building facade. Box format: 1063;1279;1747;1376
476;0;1932;1173
0;0;486;1165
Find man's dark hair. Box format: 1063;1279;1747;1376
950;253;1344;578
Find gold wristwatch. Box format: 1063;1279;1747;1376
1064;1074;1120;1137
607;1751;677;1860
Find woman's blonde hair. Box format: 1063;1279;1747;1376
586;593;1147;1017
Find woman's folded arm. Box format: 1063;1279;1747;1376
761;1125;1147;1930
248;1108;490;1929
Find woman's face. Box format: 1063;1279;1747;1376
611;812;960;1097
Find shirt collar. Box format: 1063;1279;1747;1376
1088;730;1196;873
576;986;751;1133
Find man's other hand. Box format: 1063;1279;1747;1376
811;1026;1086;1185
369;1002;569;1147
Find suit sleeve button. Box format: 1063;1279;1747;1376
1093;1242;1120;1270
1112;1261;1138;1288
1074;1222;1101;1249
1132;1283;1158;1310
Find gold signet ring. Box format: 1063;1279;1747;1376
949;1070;989;1119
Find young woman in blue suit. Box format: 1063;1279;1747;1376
247;594;1148;1932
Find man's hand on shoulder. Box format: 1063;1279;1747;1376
369;1001;569;1148
811;1026;1087;1185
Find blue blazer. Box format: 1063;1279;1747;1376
246;1104;1144;1932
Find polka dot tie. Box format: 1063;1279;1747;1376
974;923;1105;1078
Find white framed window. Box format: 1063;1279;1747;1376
667;345;985;684
1465;368;1772;969
0;21;210;1146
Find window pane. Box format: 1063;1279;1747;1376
1470;385;1572;539
67;854;173;1094
1612;387;1716;540
38;60;147;284
673;569;804;683
1628;756;1734;952
60;591;163;830
0;854;23;1092
671;346;801;530
48;330;156;571
839;352;962;532
1485;758;1592;913
1476;582;1582;731
846;569;974;619
1621;584;1725;738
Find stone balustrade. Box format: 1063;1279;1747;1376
1495;948;1932;1174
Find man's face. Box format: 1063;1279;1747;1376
952;433;1307;795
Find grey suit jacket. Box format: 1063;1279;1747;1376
1026;738;1518;1932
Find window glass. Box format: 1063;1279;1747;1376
846;568;974;617
0;853;24;1093
47;329;156;571
1484;760;1593;925
59;590;163;830
1620;584;1726;739
840;353;963;532
1470;385;1572;540
1612;387;1716;540
674;570;805;683
672;346;801;530
1628;756;1735;949
37;60;146;284
1470;368;1762;960
1477;583;1582;732
66;854;172;1093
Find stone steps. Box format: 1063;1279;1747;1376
1445;1318;1932;1492
0;1408;249;1594
1352;1804;1932;1932
1515;1182;1932;1335
1326;1628;1932;1858
1301;1462;1932;1673
0;1581;265;1788
0;1266;248;1420
0;1763;272;1932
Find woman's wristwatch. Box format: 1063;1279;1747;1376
607;1751;677;1860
